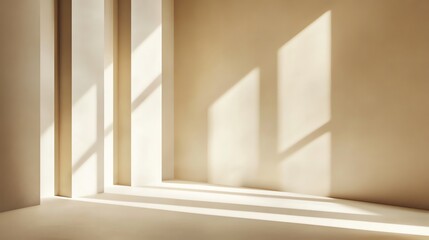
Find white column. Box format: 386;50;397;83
57;0;105;197
131;0;163;185
71;0;105;197
40;0;57;198
104;0;118;189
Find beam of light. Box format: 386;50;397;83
149;181;332;200
70;197;429;237
104;186;375;215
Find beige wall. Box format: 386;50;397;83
0;0;40;212
174;0;429;210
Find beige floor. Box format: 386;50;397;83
0;182;428;240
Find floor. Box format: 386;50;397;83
0;182;428;240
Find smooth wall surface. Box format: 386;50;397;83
174;0;429;210
0;0;40;212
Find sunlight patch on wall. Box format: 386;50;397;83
280;132;331;195
277;11;331;152
277;11;331;195
208;69;260;186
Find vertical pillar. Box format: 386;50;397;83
117;0;132;185
58;0;105;197
104;0;118;188
71;0;105;197
40;0;57;198
162;0;175;181
58;0;72;197
58;0;174;190
131;0;163;186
